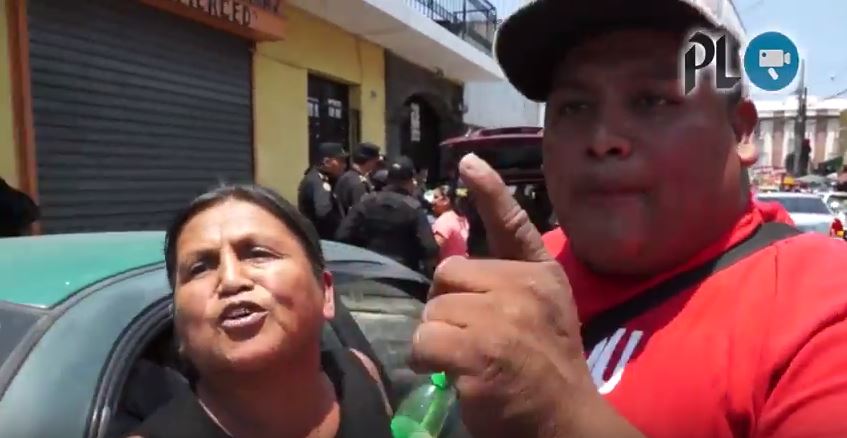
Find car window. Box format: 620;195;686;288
0;302;47;368
826;196;847;213
758;196;831;214
441;140;542;179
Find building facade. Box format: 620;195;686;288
753;97;847;173
1;0;389;233
2;0;750;234
384;52;466;181
291;0;510;184
462;0;543;130
378;0;544;182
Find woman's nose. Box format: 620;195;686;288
217;251;252;297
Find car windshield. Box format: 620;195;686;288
441;140;541;180
0;303;47;367
758;196;832;215
827;196;847;213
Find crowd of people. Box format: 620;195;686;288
296;141;470;277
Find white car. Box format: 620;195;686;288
755;192;836;235
822;192;847;224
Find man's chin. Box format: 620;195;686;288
569;232;651;276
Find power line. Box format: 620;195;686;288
742;0;767;13
824;86;847;100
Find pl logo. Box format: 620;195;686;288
682;30;800;94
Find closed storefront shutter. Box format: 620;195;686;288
28;0;253;233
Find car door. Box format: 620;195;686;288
0;265;171;438
88;297;174;438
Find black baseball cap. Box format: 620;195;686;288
317;142;348;160
354;142;382;161
494;0;747;102
387;156;416;183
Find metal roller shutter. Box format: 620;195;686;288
28;0;254;233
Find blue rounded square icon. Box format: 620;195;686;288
743;32;800;92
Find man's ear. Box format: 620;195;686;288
321;271;336;320
732;99;759;167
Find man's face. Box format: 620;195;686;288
362;157;381;174
544;29;756;275
323;157;347;177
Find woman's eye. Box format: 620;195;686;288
187;262;209;278
248;247;275;260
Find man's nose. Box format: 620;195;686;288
588;109;633;160
217;249;252;297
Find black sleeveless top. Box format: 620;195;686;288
128;348;392;438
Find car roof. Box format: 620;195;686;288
0;232;166;308
0;232;429;309
440;126;542;148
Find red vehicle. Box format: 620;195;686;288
438;126;554;256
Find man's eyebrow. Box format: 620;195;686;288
630;63;681;80
550;76;589;91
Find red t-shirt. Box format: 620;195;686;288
543;198;847;438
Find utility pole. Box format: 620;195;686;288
793;61;808;176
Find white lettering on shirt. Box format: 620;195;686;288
586;328;644;395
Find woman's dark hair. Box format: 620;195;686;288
437;184;470;218
164;184;326;289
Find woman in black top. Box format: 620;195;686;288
128;184;392;438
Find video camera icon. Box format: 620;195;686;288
744;31;799;92
759;49;792;81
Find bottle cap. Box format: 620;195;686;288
430;372;449;389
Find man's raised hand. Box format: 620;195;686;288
408;154;617;438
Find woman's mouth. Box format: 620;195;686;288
219;301;268;331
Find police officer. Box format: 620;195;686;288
334;142;382;215
335;156;439;277
370;168;389;192
297;142;347;240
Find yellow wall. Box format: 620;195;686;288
0;0;20;188
253;55;308;202
253;6;386;196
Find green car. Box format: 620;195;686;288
0;232;429;438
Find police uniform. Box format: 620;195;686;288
335;158;439;276
334;143;382;215
297;143;347;240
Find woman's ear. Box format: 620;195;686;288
321;271;336;320
732;99;760;167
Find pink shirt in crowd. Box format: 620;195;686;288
432;210;469;260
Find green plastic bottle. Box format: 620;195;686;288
390;372;456;438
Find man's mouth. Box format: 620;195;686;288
582;188;646;207
218;301;268;330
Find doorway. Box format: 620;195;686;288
308;75;350;164
400;96;441;185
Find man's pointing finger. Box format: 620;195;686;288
459;153;551;262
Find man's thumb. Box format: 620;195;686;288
459;153;551;262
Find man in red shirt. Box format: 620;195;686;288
408;1;847;437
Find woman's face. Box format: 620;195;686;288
432;189;451;217
173;199;334;374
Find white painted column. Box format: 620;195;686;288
826;117;840;159
759;119;774;167
806;116;818;158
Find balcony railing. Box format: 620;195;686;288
406;0;498;53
